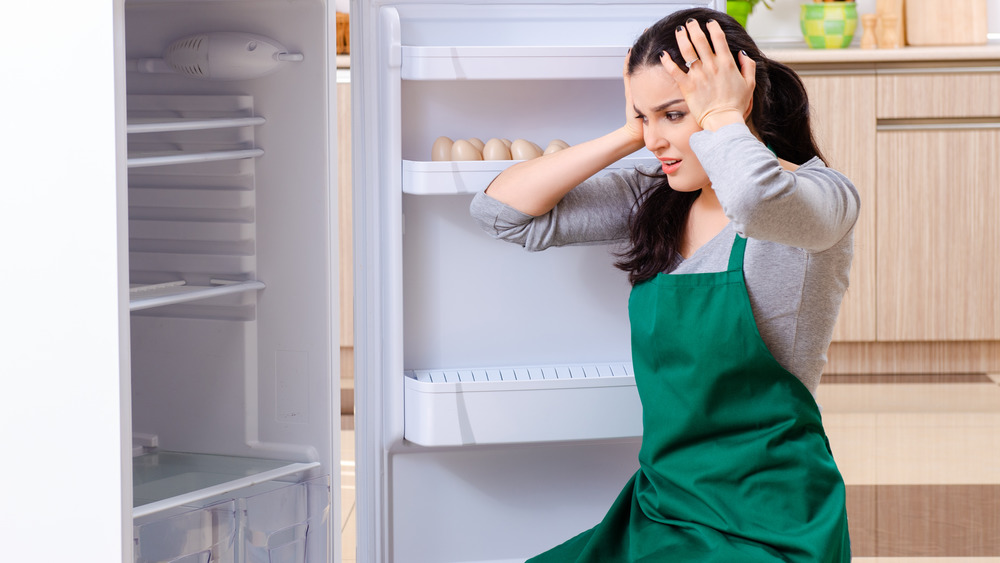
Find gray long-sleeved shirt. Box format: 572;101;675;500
470;123;860;394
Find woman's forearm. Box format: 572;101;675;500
484;126;645;217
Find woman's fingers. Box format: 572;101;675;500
673;24;700;70
738;49;757;91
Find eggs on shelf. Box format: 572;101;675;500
430;136;569;161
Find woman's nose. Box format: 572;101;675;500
644;123;667;151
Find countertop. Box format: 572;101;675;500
763;41;1000;64
335;43;1000;72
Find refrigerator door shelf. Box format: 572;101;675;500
401;45;628;81
403;363;642;446
402;155;658;195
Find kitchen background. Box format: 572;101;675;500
335;0;1000;560
746;0;1000;44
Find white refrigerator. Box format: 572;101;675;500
351;1;718;562
0;0;717;562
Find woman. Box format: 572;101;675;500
470;7;857;562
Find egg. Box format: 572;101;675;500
543;139;570;155
500;138;512;148
431;136;454;161
482;138;512;161
451;139;483;161
510;139;542;161
466;138;485;152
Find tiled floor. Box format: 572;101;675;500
338;374;1000;562
341;414;357;563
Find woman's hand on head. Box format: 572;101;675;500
622;50;645;144
663;19;756;131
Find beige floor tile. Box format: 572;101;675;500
817;383;1000;413
853;559;1000;562
341;426;356;561
876;413;1000;484
824;413;879;485
342;498;357;562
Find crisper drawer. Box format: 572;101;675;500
876;68;1000;119
133;477;330;563
404;363;642;446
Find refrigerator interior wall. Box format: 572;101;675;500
391;3;721;447
354;2;716;561
122;0;335;559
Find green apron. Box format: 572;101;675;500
529;234;851;562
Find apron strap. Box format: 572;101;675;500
727;234;748;272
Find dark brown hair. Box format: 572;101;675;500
615;7;826;285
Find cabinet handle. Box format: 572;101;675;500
877;120;1000;131
877;66;1000;75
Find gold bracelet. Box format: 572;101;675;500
697;107;741;130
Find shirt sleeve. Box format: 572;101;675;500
690;123;860;253
468;165;655;251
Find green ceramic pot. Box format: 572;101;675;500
726;0;752;28
800;2;858;49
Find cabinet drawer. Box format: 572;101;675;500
877;70;1000;119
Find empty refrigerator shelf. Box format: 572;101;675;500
402;155;657;194
132;451;320;518
401;45;628;80
129;279;265;311
403;362;642;446
127;148;265;169
126;116;267;134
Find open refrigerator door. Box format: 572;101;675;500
351;2;720;561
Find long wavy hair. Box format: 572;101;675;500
614;7;826;285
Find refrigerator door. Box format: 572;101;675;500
353;2;720;561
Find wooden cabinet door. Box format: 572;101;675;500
800;73;878;341
876;127;1000;340
338;80;353;349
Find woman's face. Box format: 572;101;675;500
629;63;710;193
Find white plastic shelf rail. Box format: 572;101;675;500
402;155;658;195
401;45;628;81
404;362;642;446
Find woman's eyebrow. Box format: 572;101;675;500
633;98;686;115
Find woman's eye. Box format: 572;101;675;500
666;111;686;122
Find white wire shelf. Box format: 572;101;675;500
126;116;266;134
126;148;264;169
129;280;265;311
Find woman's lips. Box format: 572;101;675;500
660;158;681;174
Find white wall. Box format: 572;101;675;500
746;0;1000;44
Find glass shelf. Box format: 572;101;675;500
133;451;320;518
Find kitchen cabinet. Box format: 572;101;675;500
875;66;1000;340
796;61;1000;343
799;72;878;342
